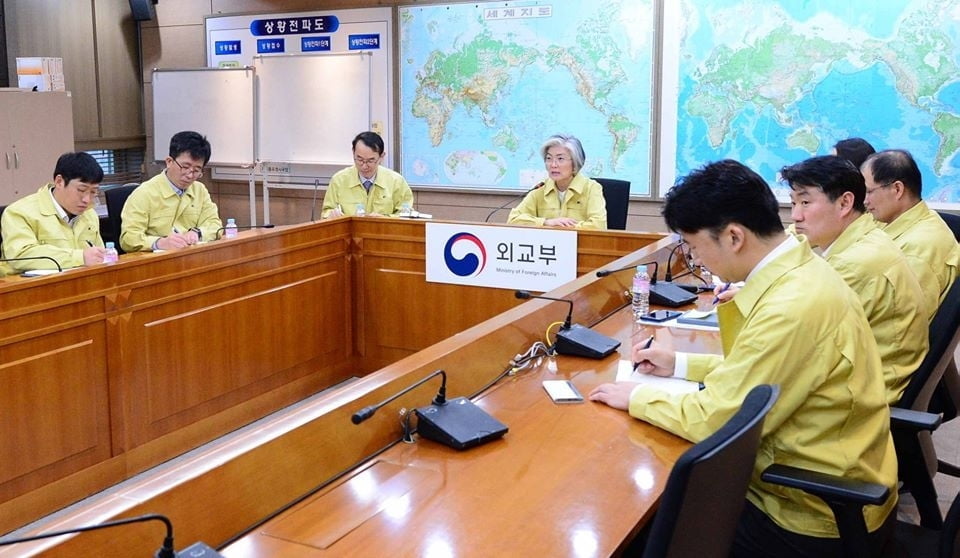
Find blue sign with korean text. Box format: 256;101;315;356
257;38;285;54
348;34;380;50
250;16;339;36
214;40;241;56
301;36;332;52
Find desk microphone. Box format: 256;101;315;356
485;182;543;222
595;260;696;307
0;256;63;273
0;513;223;557
214;223;276;239
514;290;573;329
514;290;620;359
310;178;320;222
352;369;508;450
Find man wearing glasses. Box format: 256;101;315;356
120;131;222;252
862;149;958;310
321;131;413;218
1;152;106;272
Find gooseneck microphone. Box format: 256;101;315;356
485;182;544;223
514;290;573;329
595;259;697;307
310;178;321;222
214;223;276;239
596;260;659;281
352;369;508;450
514;290;621;359
0;513;177;557
0;256;63;273
352;369;448;425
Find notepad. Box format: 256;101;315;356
615;360;702;394
676;309;719;328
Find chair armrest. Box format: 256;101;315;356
890;407;941;433
761;464;889;506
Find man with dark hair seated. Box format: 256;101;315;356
782;155;929;403
120;130;222;252
590;159;897;557
863;149;959;311
1;151;106;271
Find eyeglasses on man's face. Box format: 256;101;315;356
173;159;204;176
864;181;896;196
354;155;380;167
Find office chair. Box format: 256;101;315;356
762;408;950;558
639;384;779;558
592;177;630;230
103;183;139;253
937;211;960;242
891;278;960;528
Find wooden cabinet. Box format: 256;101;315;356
0;90;74;205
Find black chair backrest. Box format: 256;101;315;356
642;384;779;558
937;211;960;243
593;177;630;230
897;278;960;411
103;183;139;253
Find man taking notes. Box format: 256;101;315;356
590;160;896;557
1;152;105;271
120;131;222;252
783;155;929;403
321;131;413;218
862;149;959;310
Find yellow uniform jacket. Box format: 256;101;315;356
321;165;413;218
629;237;897;538
120;172;222;252
507;173;607;229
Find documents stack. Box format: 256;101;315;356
16;57;65;91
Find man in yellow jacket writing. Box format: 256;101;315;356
1;152;106;272
590;159;897;557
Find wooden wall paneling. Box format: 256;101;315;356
94;0;144;142
3;0;99;140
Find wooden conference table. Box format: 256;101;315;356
221;296;720;557
0;217;688;554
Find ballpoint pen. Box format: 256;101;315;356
633;335;655;371
712;282;732;305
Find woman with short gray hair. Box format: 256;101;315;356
507;134;607;229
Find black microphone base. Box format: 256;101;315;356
555;324;621;359
415;397;508;450
650;282;698;307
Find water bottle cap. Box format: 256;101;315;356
106;242;115;248
636;265;647;273
227;218;236;224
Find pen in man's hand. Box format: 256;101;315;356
633;335;655;371
712;282;732;305
85;240;94;247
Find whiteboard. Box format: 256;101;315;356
152;68;255;165
254;53;371;165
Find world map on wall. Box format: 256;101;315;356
669;0;960;203
399;1;654;194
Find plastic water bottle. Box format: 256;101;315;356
355;203;366;217
103;242;119;264
399;202;412;217
632;265;651;320
225;218;238;239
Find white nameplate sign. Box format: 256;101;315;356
425;223;577;291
